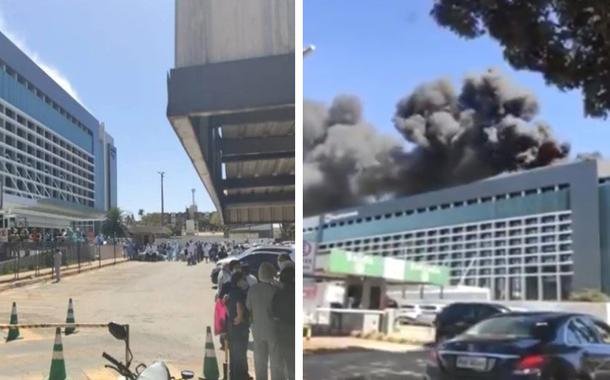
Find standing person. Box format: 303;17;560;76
53;248;63;282
241;264;258;287
219;245;228;260
203;243;210;263
217;261;238;296
271;266;295;380
212;243;219;262
188;241;196;265
277;254;294;271
226;271;250;380
246;263;281;380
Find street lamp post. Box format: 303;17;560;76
158;171;165;226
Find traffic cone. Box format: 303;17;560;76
64;299;76;335
47;327;68;380
6;302;20;342
200;326;219;380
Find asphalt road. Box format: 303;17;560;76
304;349;428;380
0;260;223;380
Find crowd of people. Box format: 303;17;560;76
5;226;87;244
216;252;295;380
122;236;295;379
133;239;249;263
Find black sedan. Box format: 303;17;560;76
426;311;610;380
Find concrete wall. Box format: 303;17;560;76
175;0;294;67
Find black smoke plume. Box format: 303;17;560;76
304;69;570;216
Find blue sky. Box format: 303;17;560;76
0;0;214;216
304;1;609;155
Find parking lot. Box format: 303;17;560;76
0;261;221;379
304;348;428;380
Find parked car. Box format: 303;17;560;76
135;251;165;262
397;303;421;321
434;302;510;343
426;311;610;380
417;304;444;326
396;303;444;326
215;245;293;267
211;250;293;285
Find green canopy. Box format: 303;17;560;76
327;248;449;286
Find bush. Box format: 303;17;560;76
569;289;609;302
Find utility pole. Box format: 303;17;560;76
158;171;165;226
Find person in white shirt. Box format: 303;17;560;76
246;262;281;380
242;263;258;287
217;261;237;296
203;243;210;263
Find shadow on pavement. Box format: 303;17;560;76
304;348;427;380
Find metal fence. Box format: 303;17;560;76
0;241;98;280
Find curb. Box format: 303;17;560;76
0;259;129;293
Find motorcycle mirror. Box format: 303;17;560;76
181;370;194;379
108;322;128;341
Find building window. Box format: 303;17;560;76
542;276;558;300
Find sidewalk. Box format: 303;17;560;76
304;336;423;355
0;257;129;292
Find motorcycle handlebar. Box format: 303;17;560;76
103;352;133;378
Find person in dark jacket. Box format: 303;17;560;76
226;271;250;380
271;266;295;380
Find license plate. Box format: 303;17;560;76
456;356;488;371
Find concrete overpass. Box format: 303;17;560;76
167;0;295;225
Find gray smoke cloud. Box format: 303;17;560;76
304;69;571;216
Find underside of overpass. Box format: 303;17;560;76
167;0;295;225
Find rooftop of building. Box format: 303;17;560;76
304;159;609;229
0;31;100;130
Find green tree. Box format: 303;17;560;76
140;213;162;226
102;207;126;237
431;1;610;118
209;212;221;228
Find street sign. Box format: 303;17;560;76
303;240;316;274
303;283;317;299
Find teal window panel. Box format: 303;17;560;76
304;231;317;241
319;190;570;242
598;185;610;293
0;70;93;153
